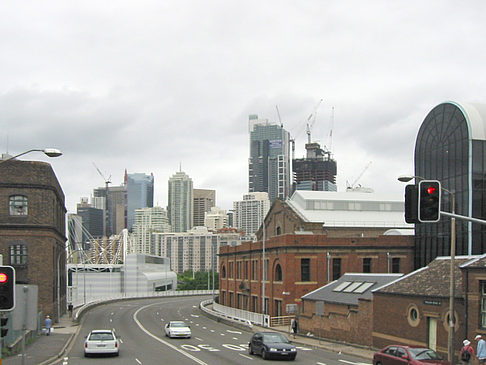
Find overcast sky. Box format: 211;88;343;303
1;1;485;214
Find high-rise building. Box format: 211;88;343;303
93;185;127;236
126;171;154;231
233;192;271;241
152;227;220;273
248;115;291;202
204;206;228;231
132;207;171;254
168;171;193;232
414;101;486;268
76;198;103;246
193;189;215;227
293;142;337;192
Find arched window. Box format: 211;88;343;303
275;264;282;281
9;195;28;216
276;226;282;235
221;265;226;278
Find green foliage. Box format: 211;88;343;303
177;271;219;291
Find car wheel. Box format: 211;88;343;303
262;349;268;360
84;352;89;358
249;344;254;355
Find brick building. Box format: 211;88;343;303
373;256;473;360
0;159;67;321
300;273;402;347
218;233;414;317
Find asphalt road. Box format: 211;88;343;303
58;296;371;365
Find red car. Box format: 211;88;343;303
373;345;451;365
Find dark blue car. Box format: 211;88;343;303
248;331;297;360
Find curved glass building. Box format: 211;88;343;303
414;101;486;268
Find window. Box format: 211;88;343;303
275;264;282;281
237;261;242;279
301;258;310;282
481;282;486;328
221;265;226;278
10;245;27;265
392;258;400;273
332;258;342;281
363;258;372;273
276;226;282;235
9;195;28;216
229;262;234;278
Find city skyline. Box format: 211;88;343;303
2;1;486;215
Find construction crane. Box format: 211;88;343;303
346;161;372;191
306;99;323;144
93;162;111;237
326;106;335;153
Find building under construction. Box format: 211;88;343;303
292;142;337;192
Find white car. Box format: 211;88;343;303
164;321;191;338
84;330;120;357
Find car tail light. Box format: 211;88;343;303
85;343;87;348
115;342;118;348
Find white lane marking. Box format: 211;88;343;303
110;318;113;322
296;346;312;351
220;333;225;336
202;326;207;329
222;344;246;351
111;312;114;316
134;303;209;365
136;358;142;364
317;362;326;365
195;337;203;341
226;330;242;334
239;353;254;360
339;360;372;365
210;329;215;333
191;314;199;317
233;337;238;340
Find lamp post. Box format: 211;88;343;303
0;148;62;164
398;175;456;362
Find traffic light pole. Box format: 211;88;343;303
440;211;486;225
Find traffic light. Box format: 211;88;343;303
404;184;419;223
0;317;8;337
418;180;441;222
0;266;15;311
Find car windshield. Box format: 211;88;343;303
408;348;442;360
89;332;114;341
171;322;188;328
263;333;289;343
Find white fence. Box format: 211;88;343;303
207;300;270;327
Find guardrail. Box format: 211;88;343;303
73;290;215;322
201;300;270;328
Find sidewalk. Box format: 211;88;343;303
261;325;375;363
2;315;79;365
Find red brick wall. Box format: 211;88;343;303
219;233;414;317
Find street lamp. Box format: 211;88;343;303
398;175;456;362
0;148;62;164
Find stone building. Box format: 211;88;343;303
0;159;66;321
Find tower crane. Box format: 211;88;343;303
306;99;323;144
346;161;372;191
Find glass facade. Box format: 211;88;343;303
415;102;486;268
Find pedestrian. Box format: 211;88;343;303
290;317;298;339
476;334;486;364
45;315;52;336
460;339;474;364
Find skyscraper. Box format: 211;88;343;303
193;189;215;227
93;185;127;236
248;115;291;203
126;171;154;231
168;171;193;232
76;198;103;246
293;142;337;192
233;192;271;241
132;207;171;254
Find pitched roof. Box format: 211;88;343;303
302;273;403;306
375;255;481;298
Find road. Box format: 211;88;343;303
57;296;371;364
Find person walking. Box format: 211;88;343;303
476;334;486;364
290;317;298;339
44;315;52;336
460;339;475;364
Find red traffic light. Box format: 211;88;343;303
0;274;7;284
427;186;437;195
